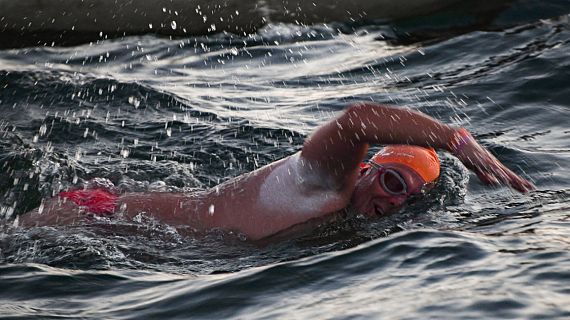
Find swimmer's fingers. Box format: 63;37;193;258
494;164;536;193
454;138;535;193
476;171;500;186
479;160;535;193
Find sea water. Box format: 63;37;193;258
1;2;569;319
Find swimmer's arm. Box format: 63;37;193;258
301;103;534;192
301;103;455;186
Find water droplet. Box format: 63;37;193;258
120;149;130;158
171;21;177;30
39;124;47;136
208;204;215;216
128;96;140;108
6;206;14;219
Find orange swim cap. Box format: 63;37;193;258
370;145;440;183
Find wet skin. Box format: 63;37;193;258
19;103;535;240
350;162;427;217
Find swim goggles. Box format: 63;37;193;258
366;162;410;196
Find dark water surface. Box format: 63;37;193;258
1;1;570;319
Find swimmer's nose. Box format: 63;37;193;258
388;196;407;207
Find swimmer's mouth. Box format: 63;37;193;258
375;207;384;216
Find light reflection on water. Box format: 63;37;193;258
0;4;570;319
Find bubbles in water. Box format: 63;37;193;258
149;181;167;191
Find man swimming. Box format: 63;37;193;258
20;103;535;240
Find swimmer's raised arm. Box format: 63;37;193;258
301;103;534;193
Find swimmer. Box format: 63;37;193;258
20;103;535;240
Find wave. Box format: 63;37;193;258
0;0;530;48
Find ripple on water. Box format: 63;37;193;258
1;5;570;320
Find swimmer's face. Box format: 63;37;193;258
350;162;427;216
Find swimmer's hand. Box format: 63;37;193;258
448;129;535;193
